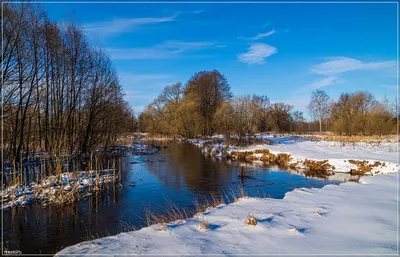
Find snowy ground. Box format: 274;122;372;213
56;173;398;255
56;136;398;255
190;136;398;175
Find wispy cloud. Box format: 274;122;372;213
296;76;343;93
307;76;340;89
238;29;276;41
108;40;223;60
83;14;178;38
237;43;277;64
310;57;396;75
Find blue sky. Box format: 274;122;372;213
43;3;397;116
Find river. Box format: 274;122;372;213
3;141;340;254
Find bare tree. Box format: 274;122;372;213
184;70;232;136
307;90;330;132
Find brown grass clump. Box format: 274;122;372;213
289;161;299;170
303;159;334;178
348;160;385;175
276;153;291;167
229;151;254;160
260;153;270;162
198;216;210;231
255;149;270;154
245;213;257;226
161;222;167;232
247;155;260;161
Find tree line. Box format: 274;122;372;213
307;90;397;136
2;3;137;162
139;70;306;139
139;70;397;138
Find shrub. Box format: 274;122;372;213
303;159;334;178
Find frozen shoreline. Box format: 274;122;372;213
189;136;398;175
56;173;398;255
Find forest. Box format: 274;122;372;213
139;70;397;138
2;3;137;163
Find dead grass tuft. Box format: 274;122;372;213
303;159;334;178
276;153;292;167
348;160;384;175
245;213;257;226
198;216;210;231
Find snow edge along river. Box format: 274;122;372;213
56;137;399;255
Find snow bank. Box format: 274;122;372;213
56;173;398;255
189;136;399;175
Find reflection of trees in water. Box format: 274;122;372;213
3;156;122;187
145;143;234;194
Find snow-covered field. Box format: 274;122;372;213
56;173;398;255
56;136;399;255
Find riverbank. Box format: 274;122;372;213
189;136;398;177
56;172;398;255
56;136;398;255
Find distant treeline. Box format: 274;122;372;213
2;3;137;162
139;70;397;138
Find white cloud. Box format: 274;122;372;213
310;57;396;75
237;43;277;64
108;41;223;60
238;29;276;41
83;14;178;38
307;76;340;89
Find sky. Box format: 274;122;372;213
43;2;398;116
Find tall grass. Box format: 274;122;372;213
144;185;249;229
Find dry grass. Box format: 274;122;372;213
276;153;291;167
228;151;255;160
161;222;167;232
228;150;292;169
198;216;210;231
306;134;397;143
348;160;385;175
254;149;270;154
289;161;300;170
303;159;335;178
245;213;257;226
144;186;248;230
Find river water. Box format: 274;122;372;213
3;141;341;254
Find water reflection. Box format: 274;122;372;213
3;142;342;254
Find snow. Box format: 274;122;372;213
55;136;399;255
189;136;399;175
56;173;398;255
